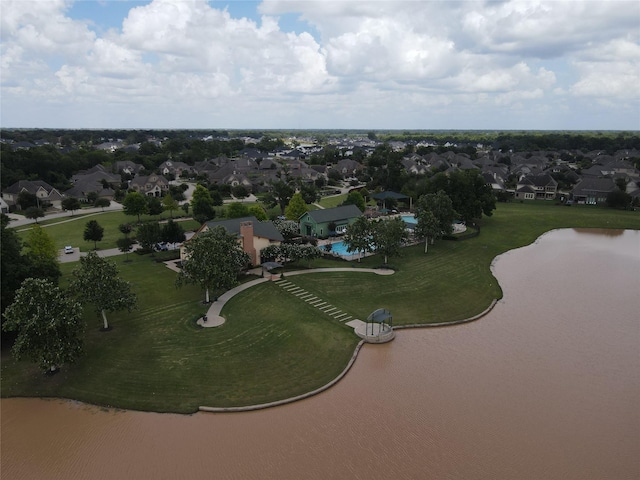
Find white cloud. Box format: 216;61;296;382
0;0;638;129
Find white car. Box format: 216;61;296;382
64;246;74;254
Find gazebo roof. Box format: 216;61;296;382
371;191;408;201
367;308;392;323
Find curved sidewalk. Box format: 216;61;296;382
198;267;394;328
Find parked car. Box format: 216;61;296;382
64;246;74;254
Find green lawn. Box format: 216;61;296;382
1;202;638;412
15;211;200;252
317;193;348;208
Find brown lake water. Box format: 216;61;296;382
2;228;639;480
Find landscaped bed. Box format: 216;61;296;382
1;203;639;413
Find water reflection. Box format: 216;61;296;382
2;229;639;480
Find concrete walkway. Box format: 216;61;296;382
197;267;394;328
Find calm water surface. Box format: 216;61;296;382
2;229;639;480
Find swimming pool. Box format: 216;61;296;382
326;241;357;256
401;215;417;225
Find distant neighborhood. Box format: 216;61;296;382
2;130;639;217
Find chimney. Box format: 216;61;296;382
240;221;257;266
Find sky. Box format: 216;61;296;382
1;0;639;130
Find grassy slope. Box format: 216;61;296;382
1;202;638;412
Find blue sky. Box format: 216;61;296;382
1;0;639;130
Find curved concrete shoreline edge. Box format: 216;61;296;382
199;341;365;413
198;298;499;413
394;298;498;330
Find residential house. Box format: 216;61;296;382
515;174;558;200
571;178;617;205
158;160;192;178
114;160;145;176
129;174;169;197
183;216;284;266
298;205;363;238
2;180;64;210
334;159;364;178
68;165;121;201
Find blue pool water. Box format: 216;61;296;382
326;241;353;256
328;216;417;257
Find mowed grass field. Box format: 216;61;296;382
1;202;639;412
15;210;200;252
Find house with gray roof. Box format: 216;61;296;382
2;180;64;210
571;178;617;205
515;173;557;200
129;174;169;197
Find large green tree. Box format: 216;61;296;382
265;180;294;215
342;216;374;261
191;184;215;224
428;170;495;224
2;278;84;373
226;202;251;219
61;197;81;215
414;190;457;253
1;215;33;316
70;252;137;331
176;227;250;303
371;217;408;265
342;190;366;212
137;222;162;252
83;219;104;250
123;191;149;223
162;193;179;218
24;206;45;223
285;192;308;220
161;219;186;244
25;225;61;284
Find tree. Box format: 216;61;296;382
137;222;162;253
265;180;294;215
25;225;61;284
94;198;110;211
161;219;186;244
299;182;318;204
1;215;33;318
146;196;164;217
414;190;456;253
70;251;137;331
119;223;133;237
116;237;135;262
191;184;215;224
17;191;38;210
84;219;104;250
123;191;149;223
606;189;632;210
371;217;408;265
285;192;308;220
231;184;249;199
176;227;250;303
429;170;495;224
248;205;268;221
162;193;179;218
342;216;374;262
273;218;300;239
61;197;81;215
24;206;45;223
2;278;84;373
342;190;366;212
226;202;250;219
